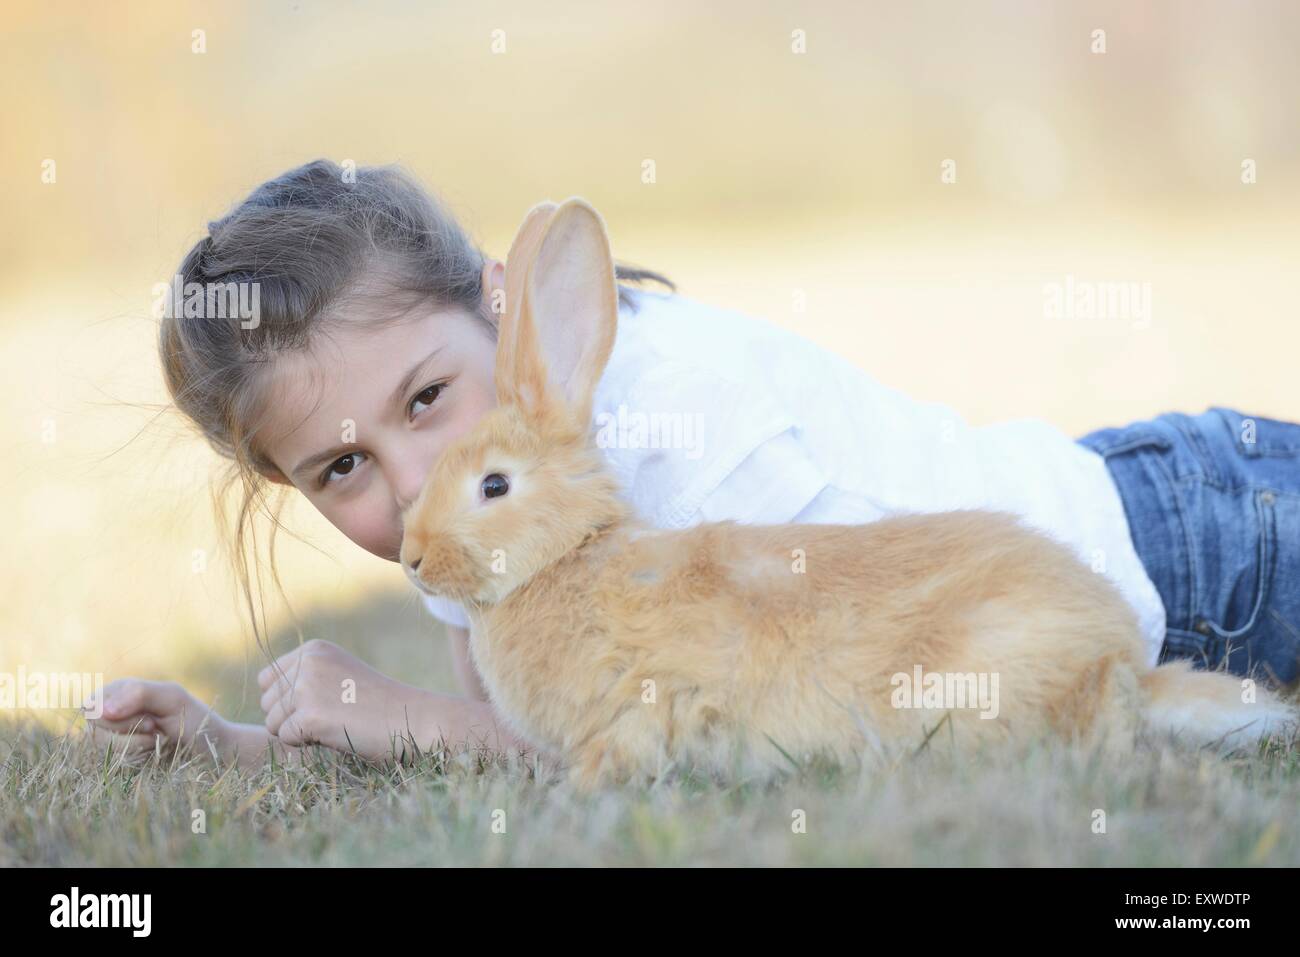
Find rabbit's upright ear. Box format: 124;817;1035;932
495;199;558;404
495;198;619;429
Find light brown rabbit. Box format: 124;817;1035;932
400;198;1297;791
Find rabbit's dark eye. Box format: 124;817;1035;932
482;473;510;499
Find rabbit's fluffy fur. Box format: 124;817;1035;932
401;198;1297;791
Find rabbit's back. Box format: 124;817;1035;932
477;510;1149;784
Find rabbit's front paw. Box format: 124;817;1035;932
565;734;634;794
565;758;608;795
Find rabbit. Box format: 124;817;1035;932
400;197;1298;792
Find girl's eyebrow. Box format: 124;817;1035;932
291;444;355;483
388;345;444;410
290;345;445;482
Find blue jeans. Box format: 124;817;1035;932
1077;406;1300;686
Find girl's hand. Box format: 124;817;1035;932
258;639;434;761
84;679;236;761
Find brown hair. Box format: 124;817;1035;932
158;159;673;649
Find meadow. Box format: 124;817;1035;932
4;591;1299;867
4;0;1299;868
6;718;1298;867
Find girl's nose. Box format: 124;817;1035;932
393;468;429;513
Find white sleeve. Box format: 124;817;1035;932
695;427;829;525
421;591;471;629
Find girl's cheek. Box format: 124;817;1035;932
326;490;404;562
447;377;498;440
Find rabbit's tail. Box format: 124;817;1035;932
1138;658;1297;751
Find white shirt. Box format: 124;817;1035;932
422;288;1167;667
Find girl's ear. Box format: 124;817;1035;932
479;257;506;319
496;198;619;430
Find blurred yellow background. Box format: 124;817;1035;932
3;0;1297;717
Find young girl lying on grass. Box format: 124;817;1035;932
86;160;1300;770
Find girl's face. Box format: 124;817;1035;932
259;261;505;563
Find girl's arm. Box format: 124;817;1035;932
414;690;547;758
214;721;307;770
86;679;303;772
440;626;553;759
257;638;550;764
188;691;550;770
447;623;490;702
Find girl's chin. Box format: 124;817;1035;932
367;540;404;564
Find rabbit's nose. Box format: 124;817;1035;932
409;557;422;572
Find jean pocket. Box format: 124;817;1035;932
1193;486;1277;644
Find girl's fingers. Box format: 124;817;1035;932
87;723;167;758
274;711;311;748
258;646;307;692
93;679;188;722
264;697;291;737
87;714;158;735
259;679;295;717
259;681;281;716
86;723;118;749
265;697;313;747
258;663;301;714
81;678;135;719
256;661;281;692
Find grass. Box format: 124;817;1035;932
7;588;1297;866
3;714;1299;867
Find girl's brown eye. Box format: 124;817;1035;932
320;452;365;487
409;382;444;417
334;454;356;475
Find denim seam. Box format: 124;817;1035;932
1151;456;1199;631
1269;607;1300;638
1198;489;1275;642
1078;432;1198;657
1170;413;1224;487
1089;434;1171;457
1176;477;1297;498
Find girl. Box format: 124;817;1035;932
86;160;1300;769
